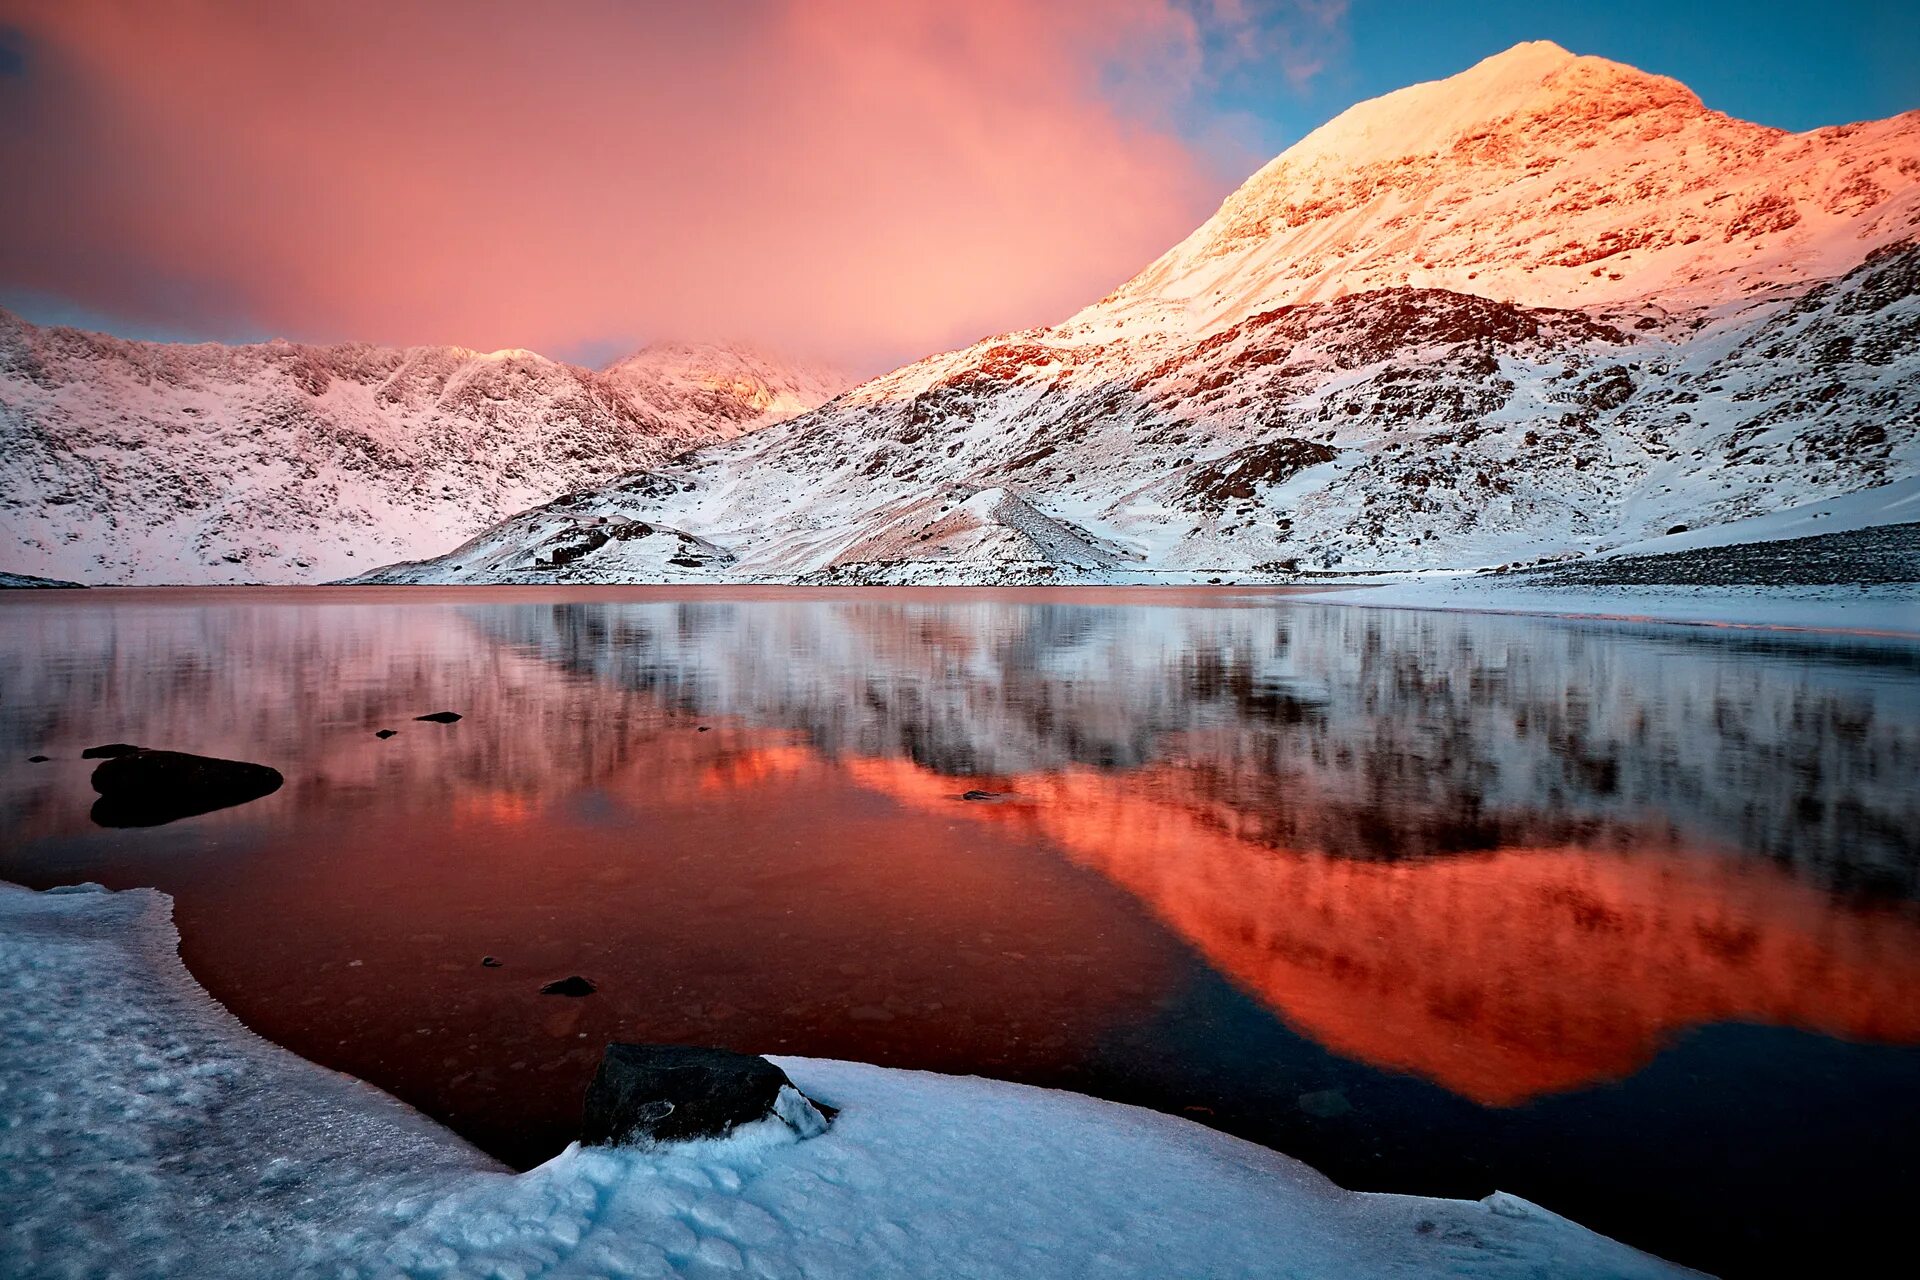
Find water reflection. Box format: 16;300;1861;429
2;589;1918;1276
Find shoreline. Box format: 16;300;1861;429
0;880;1697;1279
3;577;1914;644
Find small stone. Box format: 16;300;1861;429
541;975;596;997
375;729;398;739
81;743;143;759
27;755;50;763
415;711;462;723
697;726;711;732
960;789;996;801
481;956;502;968
1298;1089;1353;1119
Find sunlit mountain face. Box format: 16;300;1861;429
4;588;1917;1275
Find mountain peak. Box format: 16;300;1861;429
1072;40;1917;333
1277;40;1697;173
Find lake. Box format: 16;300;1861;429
3;587;1917;1277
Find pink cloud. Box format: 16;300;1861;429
0;0;1334;370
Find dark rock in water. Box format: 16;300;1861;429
374;729;398;739
1298;1088;1353;1120
582;1043;830;1147
415;711;463;723
961;789;998;801
27;755;50;763
81;743;143;759
90;750;283;828
481;955;502;968
540;975;596;996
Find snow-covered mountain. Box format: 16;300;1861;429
360;42;1918;586
0;313;846;584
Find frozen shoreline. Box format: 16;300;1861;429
1295;579;1920;637
0;881;1696;1278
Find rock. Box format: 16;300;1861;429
696;725;711;732
581;1043;831;1147
960;789;1002;801
540;975;596;996
374;729;398;739
81;743;143;759
1297;1089;1353;1120
481;955;502;968
415;711;462;723
27;755;50;763
90;750;283;828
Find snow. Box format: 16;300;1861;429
1075;40;1920;337
0;312;848;586
1593;476;1920;560
0;881;1696;1278
1296;579;1920;637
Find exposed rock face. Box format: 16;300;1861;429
581;1043;829;1147
89;749;284;827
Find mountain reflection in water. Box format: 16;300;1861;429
2;588;1917;1277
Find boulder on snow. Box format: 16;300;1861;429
581;1043;831;1148
415;711;463;723
374;729;398;739
90;750;284;828
540;975;596;996
81;743;143;759
27;755;50;763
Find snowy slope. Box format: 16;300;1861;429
0;313;846;584
364;43;1918;588
2;881;1695;1279
1077;41;1920;336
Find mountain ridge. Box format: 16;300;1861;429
354;41;1917;587
0;307;848;583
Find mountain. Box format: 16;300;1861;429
359;42;1919;586
0;313;846;584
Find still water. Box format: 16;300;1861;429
3;587;1918;1276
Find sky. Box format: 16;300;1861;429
1;1;1914;374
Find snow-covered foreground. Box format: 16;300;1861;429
1;882;1695;1278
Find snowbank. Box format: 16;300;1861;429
0;882;1696;1278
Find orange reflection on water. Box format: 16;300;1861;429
842;756;1920;1105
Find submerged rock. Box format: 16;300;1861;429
81;743;143;759
374;729;398;739
1298;1089;1353;1120
90;750;284;828
582;1043;831;1147
415;711;463;724
540;975;596;996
